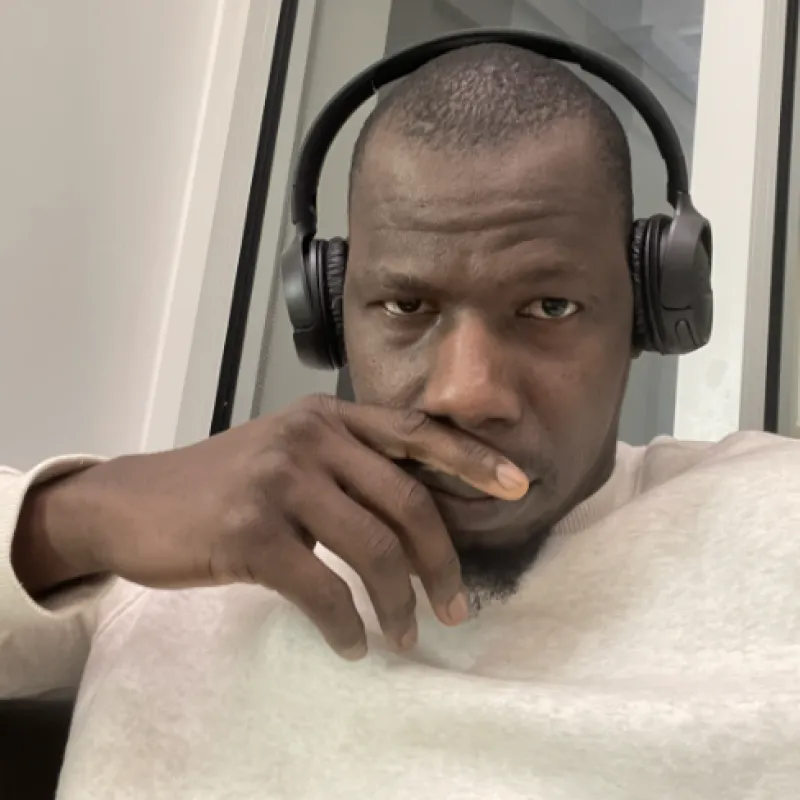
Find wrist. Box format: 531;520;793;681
12;467;105;597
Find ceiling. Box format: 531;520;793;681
444;0;705;103
572;0;704;101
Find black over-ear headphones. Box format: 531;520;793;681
281;29;713;370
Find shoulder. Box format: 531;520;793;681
607;433;800;568
620;430;800;496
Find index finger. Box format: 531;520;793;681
339;404;529;501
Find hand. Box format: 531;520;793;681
19;395;528;659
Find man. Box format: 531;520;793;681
2;44;799;798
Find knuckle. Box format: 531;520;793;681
207;520;272;585
434;550;461;583
394;408;432;440
312;576;353;621
220;501;265;539
260;448;295;480
456;437;493;468
389;589;417;621
401;591;417;620
363;527;405;574
417;546;461;600
256;450;299;497
378;590;417;631
299;393;339;418
300;392;329;408
395;475;436;520
279;406;325;445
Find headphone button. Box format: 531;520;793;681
675;319;696;351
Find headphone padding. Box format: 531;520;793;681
325;237;348;368
629;219;651;351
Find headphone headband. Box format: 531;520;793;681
291;28;691;238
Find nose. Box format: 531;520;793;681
420;312;523;430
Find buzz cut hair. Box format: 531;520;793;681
349;43;634;229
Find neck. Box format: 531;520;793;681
461;442;628;612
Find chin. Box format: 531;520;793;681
437;510;556;616
406;466;565;611
455;526;553;615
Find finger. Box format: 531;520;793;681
248;528;367;660
339;404;529;501
293;476;418;652
329;449;468;627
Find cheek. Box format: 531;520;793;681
528;346;630;441
529;360;626;497
344;317;426;408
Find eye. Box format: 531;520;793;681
520;298;580;320
382;299;435;316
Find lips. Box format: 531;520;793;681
428;482;536;537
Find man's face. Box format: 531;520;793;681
343;123;634;592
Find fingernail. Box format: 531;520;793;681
446;592;469;626
341;642;368;661
496;463;529;494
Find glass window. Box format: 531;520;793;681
246;0;705;445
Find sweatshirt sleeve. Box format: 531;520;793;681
0;456;115;699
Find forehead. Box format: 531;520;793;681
346;125;627;295
349;123;616;237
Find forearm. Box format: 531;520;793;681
12;471;103;598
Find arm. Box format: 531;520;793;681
12;460;105;597
6;395;523;667
0;458;112;699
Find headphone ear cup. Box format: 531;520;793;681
629;218;652;352
323;237;348;368
281;234;339;370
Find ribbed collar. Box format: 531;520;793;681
552;442;643;537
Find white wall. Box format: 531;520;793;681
0;0;274;469
172;0;281;447
673;0;786;439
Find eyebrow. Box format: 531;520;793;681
370;272;437;294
